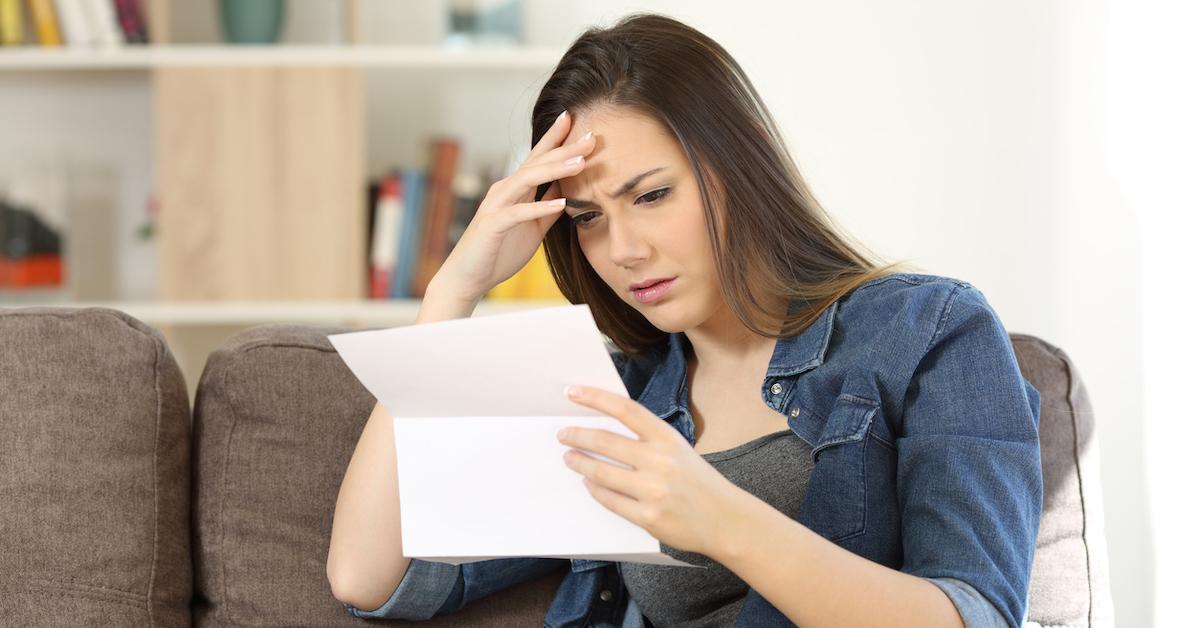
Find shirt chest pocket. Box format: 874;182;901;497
797;394;880;543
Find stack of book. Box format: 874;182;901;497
0;0;148;48
0;197;63;289
367;138;564;302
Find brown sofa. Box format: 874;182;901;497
0;306;1114;626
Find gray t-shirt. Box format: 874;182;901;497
618;429;815;627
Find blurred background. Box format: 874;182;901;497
0;1;1194;625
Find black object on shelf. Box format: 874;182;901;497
1;200;63;260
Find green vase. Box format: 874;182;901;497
220;0;286;44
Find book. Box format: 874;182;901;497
410;138;461;298
368;173;402;299
384;169;409;299
79;0;120;47
52;0;90;46
448;171;483;251
27;0;62;46
0;0;25;45
391;168;426;299
364;177;380;293
112;0;144;43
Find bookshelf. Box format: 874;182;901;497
0;0;570;396
0;44;565;70
1;0;563;304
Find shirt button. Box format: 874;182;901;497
600;589;613;602
790;407;800;418
770;383;783;395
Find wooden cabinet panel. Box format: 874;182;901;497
154;67;365;300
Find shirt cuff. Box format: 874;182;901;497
343;559;461;620
924;577;1010;628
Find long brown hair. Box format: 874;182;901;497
533;13;912;356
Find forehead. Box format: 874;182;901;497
558;107;685;196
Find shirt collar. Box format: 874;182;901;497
636;297;840;419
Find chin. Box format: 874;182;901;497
631;301;695;334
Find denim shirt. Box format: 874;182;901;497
343;273;1043;627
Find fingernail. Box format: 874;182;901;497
576;131;593;143
565;385;580;398
563;385;574;398
551;197;566;206
556;110;567;124
564;156;583;165
557;427;569;440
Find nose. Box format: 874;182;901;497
606;213;651;269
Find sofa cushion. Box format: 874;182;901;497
0;307;192;627
191;323;562;627
1011;334;1114;627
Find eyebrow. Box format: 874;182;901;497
564;167;667;210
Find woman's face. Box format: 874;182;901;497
556;106;724;334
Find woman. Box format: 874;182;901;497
328;13;1042;628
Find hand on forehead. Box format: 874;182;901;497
557;107;677;201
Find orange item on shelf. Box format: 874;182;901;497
0;254;64;287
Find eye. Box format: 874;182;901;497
571;187;671;230
636;187;671;205
571;211;599;228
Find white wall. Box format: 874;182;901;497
1106;1;1198;626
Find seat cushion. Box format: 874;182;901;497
0;307;192;627
1011;334;1114;627
191;323;561;627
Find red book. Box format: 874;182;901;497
113;0;147;44
368;173;402;299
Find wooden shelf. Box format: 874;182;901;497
0;298;572;326
0;44;565;71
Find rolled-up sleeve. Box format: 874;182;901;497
925;577;1010;627
897;284;1043;628
343;556;566;620
343;558;460;620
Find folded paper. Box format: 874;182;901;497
329;304;694;567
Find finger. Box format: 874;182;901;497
566;386;662;440
564;449;647;499
529;110;572;160
489;154;586;208
581;477;641;523
558;425;643;467
497;197;568;230
524;130;595;172
533;181;566;232
534;180;563;208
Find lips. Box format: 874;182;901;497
630;277;676;304
628;277;674;291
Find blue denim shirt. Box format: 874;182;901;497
344;273;1043;627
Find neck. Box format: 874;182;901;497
684;298;788;374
